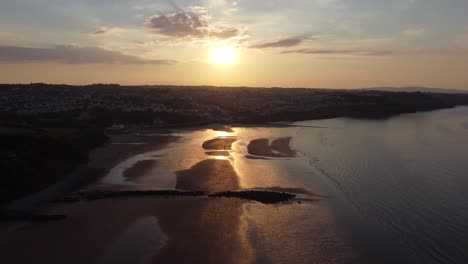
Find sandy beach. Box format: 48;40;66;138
0;127;335;264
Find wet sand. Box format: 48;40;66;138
247;137;296;158
176;159;239;193
0;197;252;264
244;155;271;160
89;134;179;170
210;125;235;133
123;160;159;183
149;198;252;264
205;151;231;156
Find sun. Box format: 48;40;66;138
211;46;236;65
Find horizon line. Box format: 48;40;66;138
1;83;467;92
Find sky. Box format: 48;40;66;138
1;0;468;89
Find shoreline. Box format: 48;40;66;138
0;118;391;264
5;133;180;211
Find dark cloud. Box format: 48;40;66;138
145;12;205;37
0;45;176;64
210;28;240;39
249;38;304;49
92;29;108;35
144;11;240;39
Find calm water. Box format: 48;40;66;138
100;106;468;264
290;106;468;264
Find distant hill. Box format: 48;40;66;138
364;87;468;94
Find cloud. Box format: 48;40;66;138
0;45;176;65
203;0;239;16
249;38;304;49
144;11;241;39
210;28;240;39
280;49;426;56
281;49;356;55
92;28;109;35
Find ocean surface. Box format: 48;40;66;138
100;106;468;264
289;106;468;264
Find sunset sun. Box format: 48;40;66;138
211;46;236;65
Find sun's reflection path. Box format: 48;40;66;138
216;131;230;137
214;155;229;160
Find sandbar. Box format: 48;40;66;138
247;137;296;158
176;159;239;193
202;138;236;150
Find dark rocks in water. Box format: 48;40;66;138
253;186;317;196
84;190;206;201
0;190;297;222
0;210;66;222
209;191;296;204
81;189;295;204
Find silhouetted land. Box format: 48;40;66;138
1;84;468;127
0;126;107;204
1;83;468;203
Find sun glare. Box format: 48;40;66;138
211;46;236;65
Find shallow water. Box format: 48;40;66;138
99;216;167;264
98;107;468;264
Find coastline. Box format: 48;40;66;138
5;133;180;211
3;107;468;263
0;127;276;264
0;124;319;263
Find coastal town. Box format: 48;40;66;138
2;84;467;128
